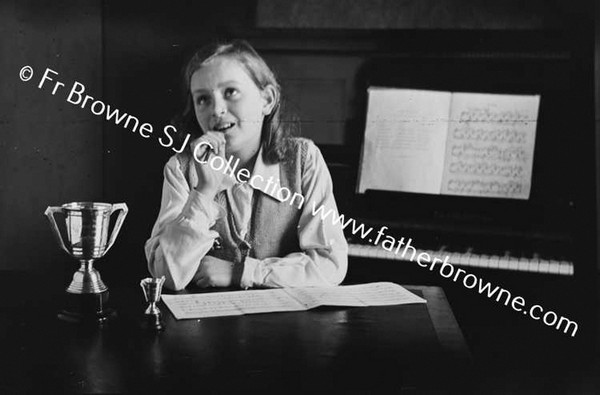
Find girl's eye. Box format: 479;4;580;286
224;88;238;99
196;95;210;106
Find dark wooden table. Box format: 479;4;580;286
0;272;470;393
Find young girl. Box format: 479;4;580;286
145;40;348;291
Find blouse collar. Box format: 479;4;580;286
219;146;284;202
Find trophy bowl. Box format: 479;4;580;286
45;202;128;324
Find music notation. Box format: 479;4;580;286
452;125;529;144
457;108;533;123
450;143;528;162
357;88;540;200
441;92;539;199
448;161;525;178
445;180;524;196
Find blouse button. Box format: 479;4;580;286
239;240;251;252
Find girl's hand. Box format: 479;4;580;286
195;256;235;288
191;132;227;200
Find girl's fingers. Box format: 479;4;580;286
192;132;227;165
192;141;210;157
193;135;219;155
206;132;226;149
218;140;226;158
203;136;219;155
202;132;226;155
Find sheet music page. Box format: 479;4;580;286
162;289;307;320
357;88;451;194
162;283;426;320
440;92;540;199
285;282;426;307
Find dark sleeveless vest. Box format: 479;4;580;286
177;138;310;265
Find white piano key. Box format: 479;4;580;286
424;250;437;259
448;252;461;265
508;257;520;271
498;255;510;270
518;257;530;272
488;255;500;269
529;258;540;273
558;260;572;275
538;259;550;273
477;254;491;269
455;247;470;266
467;253;480;266
361;245;371;258
547;260;561;274
436;251;450;263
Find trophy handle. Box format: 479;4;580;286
44;206;70;254
105;203;128;254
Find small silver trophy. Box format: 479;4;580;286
45;202;128;323
140;276;166;330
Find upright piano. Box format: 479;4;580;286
315;28;596;354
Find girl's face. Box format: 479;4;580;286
190;56;275;156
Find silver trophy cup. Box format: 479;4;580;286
45;202;128;323
140;276;166;331
140;276;166;316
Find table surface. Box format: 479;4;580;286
0;272;470;393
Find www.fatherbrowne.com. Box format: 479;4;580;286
311;203;579;338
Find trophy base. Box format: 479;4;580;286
58;290;116;325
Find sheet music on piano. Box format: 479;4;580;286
357;88;540;200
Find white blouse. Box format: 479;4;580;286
144;142;348;291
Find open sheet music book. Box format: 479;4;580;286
357;88;540;199
161;282;426;320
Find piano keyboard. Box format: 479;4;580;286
348;243;574;276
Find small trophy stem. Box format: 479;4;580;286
146;301;160;316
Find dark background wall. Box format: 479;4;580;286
0;0;102;278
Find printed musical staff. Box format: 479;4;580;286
441;92;540;199
452;125;529;144
446;179;524;197
448;161;525;178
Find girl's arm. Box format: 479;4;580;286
144;156;221;291
240;141;349;288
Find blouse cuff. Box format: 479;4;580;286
180;190;220;226
240;257;262;289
